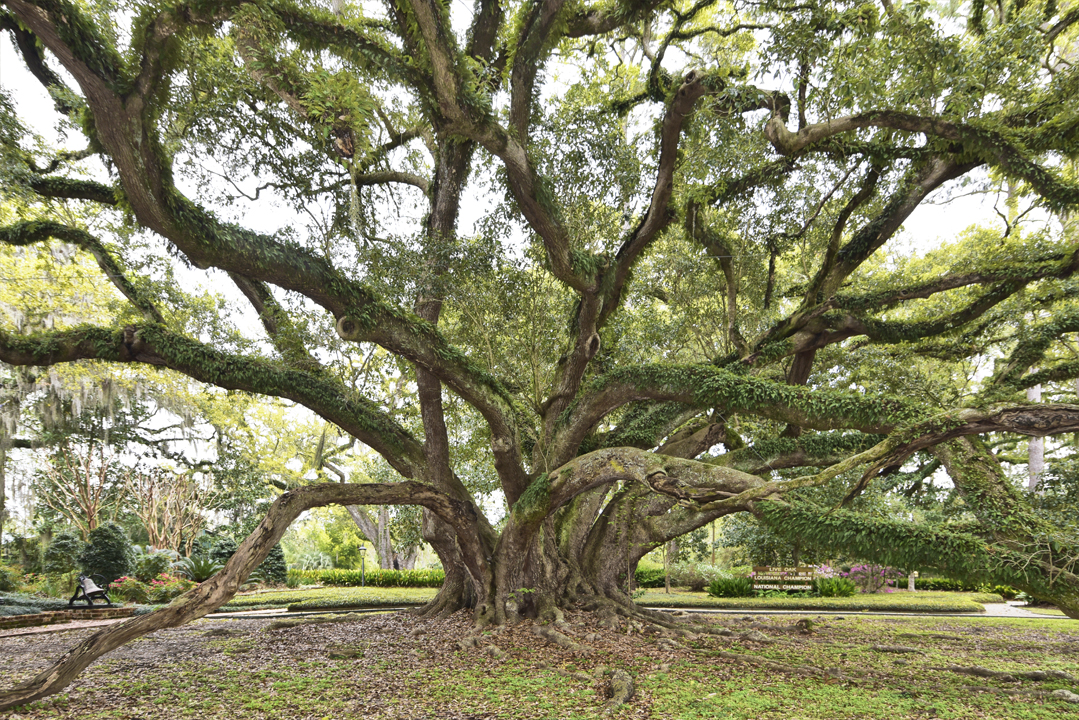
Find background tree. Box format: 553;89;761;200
125;469;220;555
1;0;1079;707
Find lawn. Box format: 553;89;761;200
2;610;1077;719
216;585;437;612
1025;607;1067;616
636;589;1002;613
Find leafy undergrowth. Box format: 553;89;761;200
637;590;999;613
3;610;1078;719
216;586;437;612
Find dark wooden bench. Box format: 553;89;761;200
69;574;113;607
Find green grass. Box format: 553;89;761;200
217;586;437;612
636;589;1000;613
1024;606;1066;616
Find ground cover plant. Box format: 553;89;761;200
0;592;69;617
4;0;1079;710
2;611;1078;719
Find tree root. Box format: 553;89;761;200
605;669;634;713
705;649;850;680
581;595;734;638
870;645;923;654
532;624;588;652
943;665;1077;683
266;613;368;631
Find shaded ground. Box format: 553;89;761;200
1;611;1077;719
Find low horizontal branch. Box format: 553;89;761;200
558;364;921;458
0;324;428;478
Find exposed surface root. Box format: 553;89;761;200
871;644;923;654
944;665;1077;683
532;624;588;652
605;668;634;712
706;649;851;680
266;613;367;631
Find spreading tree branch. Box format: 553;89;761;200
0;221;163;323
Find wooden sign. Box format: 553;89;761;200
751;566;817;591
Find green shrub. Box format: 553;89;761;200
147;573;196;603
172;555;224;582
0;591;70;615
79;522;133;584
813;576;856;597
708;576;755;598
967;583;1017;600
24;570;80;599
845;564;902;593
110;576;150;603
985;584;1019;600
667;562;725;592
0;565;22;592
634;567;666;588
912;577;971;592
208;536;286;585
259;544;287;584
43;528;84;575
208;537;238;564
132;547;177;583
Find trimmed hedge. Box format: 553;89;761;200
909;577;1019;598
286;567;445;588
637;590;997;613
217;586;436;612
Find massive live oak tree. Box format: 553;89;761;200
2;0;1079;707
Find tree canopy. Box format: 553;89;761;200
2;0;1079;707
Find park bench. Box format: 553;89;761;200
69;574;114;607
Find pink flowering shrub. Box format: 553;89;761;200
110;576;150;603
147;573;197;603
814;564;837;579
842;564;902;593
